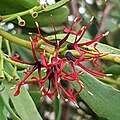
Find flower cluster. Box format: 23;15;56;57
10;16;109;107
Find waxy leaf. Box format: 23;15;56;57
72;67;120;120
0;85;21;120
3;80;43;120
3;63;43;120
0;97;7;120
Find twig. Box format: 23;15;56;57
96;1;114;37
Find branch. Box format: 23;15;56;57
96;1;114;37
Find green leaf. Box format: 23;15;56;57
72;66;120;120
53;95;62;120
12;0;40;9
3;80;43;120
0;0;39;14
3;63;43;120
22;6;69;28
0;85;21;120
104;65;120;78
0;96;7;120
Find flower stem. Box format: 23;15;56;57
0;28;31;49
1;0;70;23
3;56;28;68
4;39;11;56
2;6;41;23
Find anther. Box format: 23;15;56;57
90;16;94;22
28;32;33;35
29;37;33;42
102;31;109;36
65;99;68;102
88;91;93;96
10;85;16;90
57;94;60;99
74;103;79;108
42;92;45;95
35;21;39;28
106;74;113;77
40;86;44;91
58;78;61;83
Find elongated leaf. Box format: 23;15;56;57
0;83;21;120
0;97;7;120
3;63;43;120
71;66;120;120
3;80;43;120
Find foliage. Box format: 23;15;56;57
0;0;120;120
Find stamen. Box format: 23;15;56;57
28;32;33;35
35;21;39;28
42;92;45;95
35;21;40;34
106;74;113;77
79;80;83;85
90;16;94;22
58;77;61;83
57;94;60;99
29;37;33;42
81;26;85;30
65;99;68;102
88;91;93;96
40;86;43;91
48;54;52;64
81;84;84;88
50;15;57;42
10;85;16;90
74;102;79;108
57;41;59;46
4;54;10;58
102;31;109;36
110;50;114;53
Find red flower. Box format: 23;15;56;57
37;51;91;107
9;16;111;107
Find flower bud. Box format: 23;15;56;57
12;65;20;81
29;9;38;18
17;16;25;26
4;71;13;82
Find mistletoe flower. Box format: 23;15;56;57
10;17;93;106
35;44;91;107
9;16;107;107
